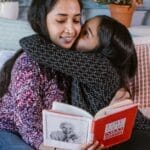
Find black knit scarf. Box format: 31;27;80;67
20;34;121;115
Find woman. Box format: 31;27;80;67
0;0;107;149
0;0;82;149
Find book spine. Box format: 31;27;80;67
90;121;95;141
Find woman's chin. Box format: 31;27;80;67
58;44;72;50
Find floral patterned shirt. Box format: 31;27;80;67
0;52;66;149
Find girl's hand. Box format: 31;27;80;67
81;140;106;150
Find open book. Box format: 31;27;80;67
43;100;138;149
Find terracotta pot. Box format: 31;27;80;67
109;4;135;27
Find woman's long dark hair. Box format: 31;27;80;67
0;50;23;97
0;0;82;98
97;15;137;94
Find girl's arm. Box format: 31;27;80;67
21;35;120;86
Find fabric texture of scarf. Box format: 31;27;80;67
20;34;121;115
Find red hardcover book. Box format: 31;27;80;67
42;100;138;150
93;103;137;148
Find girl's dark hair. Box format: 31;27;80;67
0;0;82;98
28;0;83;39
97;15;137;93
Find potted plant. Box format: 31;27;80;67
93;0;143;27
0;0;19;19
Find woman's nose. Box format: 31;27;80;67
64;22;75;35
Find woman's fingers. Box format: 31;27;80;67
87;141;100;150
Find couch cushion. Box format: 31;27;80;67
130;36;150;109
129;25;150;37
128;27;150;112
131;43;150;108
0;17;35;72
128;27;150;117
0;50;16;70
0;17;34;51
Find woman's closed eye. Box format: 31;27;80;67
56;20;66;24
73;19;80;24
56;20;80;25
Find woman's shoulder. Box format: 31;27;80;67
16;51;37;64
12;52;41;75
15;52;39;68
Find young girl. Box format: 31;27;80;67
23;15;150;150
0;0;82;149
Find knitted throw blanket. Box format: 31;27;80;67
20;34;121;115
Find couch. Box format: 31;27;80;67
0;17;150;118
0;17;34;70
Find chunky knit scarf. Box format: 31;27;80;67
20;34;150;130
20;34;121;115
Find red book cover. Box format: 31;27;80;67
93;104;138;148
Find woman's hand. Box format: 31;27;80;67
81;140;106;150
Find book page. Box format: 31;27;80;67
94;99;135;120
43;110;93;149
52;102;93;119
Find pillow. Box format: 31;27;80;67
0;17;34;51
126;33;150;117
132;36;150;45
129;36;150;111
